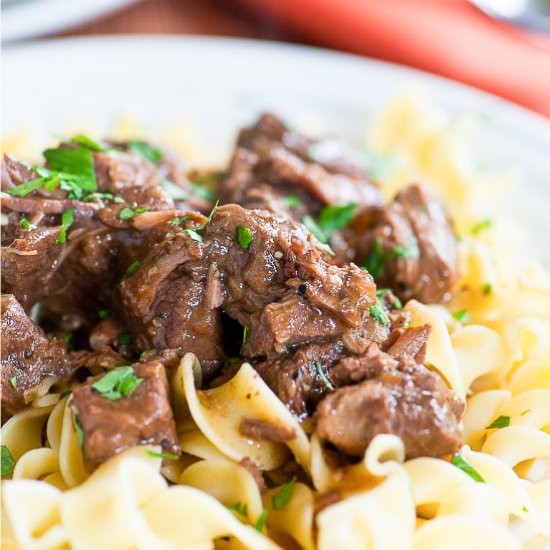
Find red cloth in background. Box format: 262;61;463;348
238;0;550;117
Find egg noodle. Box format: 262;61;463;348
2;96;549;550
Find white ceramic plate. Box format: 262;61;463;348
1;0;138;43
3;35;550;262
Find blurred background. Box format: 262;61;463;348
2;0;550;117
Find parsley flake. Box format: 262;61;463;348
485;415;511;430
55;207;75;245
236;225;253;249
118;333;133;346
140;349;157;359
316;361;334;390
5;178;44;197
302;215;329;244
1;446;16;477
9;375;17;389
370;300;390;325
91;367;143;401
317;203;357;234
451;454;485;483
170;215;189;227
127;141;163;163
191;182;215;202
72;413;85;449
240;326;249;355
452;309;472;323
121;261;141;282
388;235;420;260
181;228;203;242
227;502;249;518
69;135;109;152
146;449;179;460
520;409;531;416
98;309;111;319
363;237;385;277
19;218;31;230
272;477;296;510
471;218;492;236
482;283;493;295
119;205;149;221
254;508;269;533
284;195;302;209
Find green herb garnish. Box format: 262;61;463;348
44;146;96;197
181;229;203;242
5;177;44;197
240;326;248;354
118;333;133;346
118;204;149;221
9;375;17;389
485;415;511;430
284;195;302;209
254;508;269;533
98;309;111;319
127;141;163;163
376;288;402;309
190;182;215;202
520;409;530;416
482;283;493;295
451;454;485;482
140;349;157;359
72;413;85;449
316;361;334;390
55;207;75;245
236;225;253;249
272;477;296;510
452;309;472;323
1;446;16;477
388;235;420;260
363;237;385;277
471;218;492;236
302;215;329;243
170;215;189;227
69;135;108;152
227;502;249;518
19;218;31;230
317;203;357;234
91;367;143;401
370;299;390;325
121;261;141;282
146;449;178;460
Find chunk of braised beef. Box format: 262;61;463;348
366;184;458;303
70;361;180;472
1;294;75;420
316;349;463;459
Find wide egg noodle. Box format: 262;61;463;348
178;353;310;472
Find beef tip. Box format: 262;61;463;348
70;348;125;372
253;341;345;419
239;418;296;442
70;361;180;471
116;218;225;377
220;114;382;222
316;355;463;459
367;184;458;303
385;324;431;364
203;204;376;357
1;294;75;420
89;317;124;352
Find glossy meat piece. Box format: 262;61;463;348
1;294;74;420
316;351;463;459
369;184;458;303
70;361;180;471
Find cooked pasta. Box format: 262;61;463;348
2;95;549;550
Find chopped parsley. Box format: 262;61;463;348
72;413;85;449
140;349;157;359
451;454;485;483
522;505;528;513
254;508;269;533
55;207;75;245
370;297;390;325
190;182;215;202
160;179;188;200
227;502;249;518
127;141;163;163
284;195;302;209
9;376;17;389
363;237;385;277
452;309;472;323
5;177;44;197
317;203;357;234
485;415;511;430
376;288;402;309
146;449;178;460
118;333;133;346
181;228;203;242
482;283;493;295
388;235;420;260
236;225;253;249
520;409;531;416
19;218;31;230
316;361;334;390
91;367;143;401
118;204;149;221
471;218;492;236
302;215;329;243
121;260;141;282
272;477;296;510
69;135;109;152
240;326;249;354
82;191;114;202
1;446;16;477
98;309;111;319
170;215;189;226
